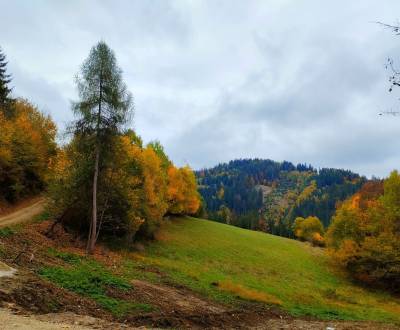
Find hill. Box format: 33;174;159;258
137;217;400;323
1;215;400;328
196;159;366;236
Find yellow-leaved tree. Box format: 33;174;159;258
167;165;200;215
293;216;325;246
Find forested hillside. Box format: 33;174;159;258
196;159;366;237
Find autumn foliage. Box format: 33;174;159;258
293;216;325;246
48;131;201;241
0;100;57;204
326;175;400;292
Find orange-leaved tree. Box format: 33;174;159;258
0;99;56;203
326;175;400;292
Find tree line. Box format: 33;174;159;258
0;43;200;252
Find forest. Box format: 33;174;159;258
197;159;365;237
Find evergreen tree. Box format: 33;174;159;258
72;41;133;253
0;47;13;114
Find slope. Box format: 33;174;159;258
130;217;400;324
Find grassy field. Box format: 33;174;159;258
123;217;400;323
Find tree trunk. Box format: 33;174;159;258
87;68;103;254
88;145;100;254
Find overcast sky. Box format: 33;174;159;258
2;1;400;177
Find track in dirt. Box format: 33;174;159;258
0;199;45;228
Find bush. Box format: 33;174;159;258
293;216;325;246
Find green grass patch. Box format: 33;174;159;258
123;217;400;324
47;247;82;264
0;227;15;238
39;253;153;317
33;211;51;223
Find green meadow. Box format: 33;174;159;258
124;217;400;323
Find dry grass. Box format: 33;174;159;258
218;279;282;305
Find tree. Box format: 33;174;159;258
147;140;171;170
293;216;325;246
326;174;400;292
378;22;400;96
0;47;14;115
140;146;168;237
167;165;200;215
217;205;232;224
72;41;133;253
0;100;57;203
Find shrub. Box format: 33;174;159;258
293;216;325;246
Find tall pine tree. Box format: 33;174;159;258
0;47;13;113
73;41;134;253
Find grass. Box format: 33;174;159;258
0;227;15;238
46;247;82;264
33;210;51;223
39;250;153;317
123;217;400;323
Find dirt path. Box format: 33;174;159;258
0;309;92;330
0;198;45;228
0;308;148;330
131;279;226;315
0;262;16;278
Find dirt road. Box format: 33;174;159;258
0;199;45;228
0;308;145;330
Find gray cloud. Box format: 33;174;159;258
2;0;400;177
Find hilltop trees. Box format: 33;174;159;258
326;175;400;292
197;159;364;236
72;42;133;253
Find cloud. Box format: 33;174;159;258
2;0;400;177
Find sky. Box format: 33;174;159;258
2;0;400;177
